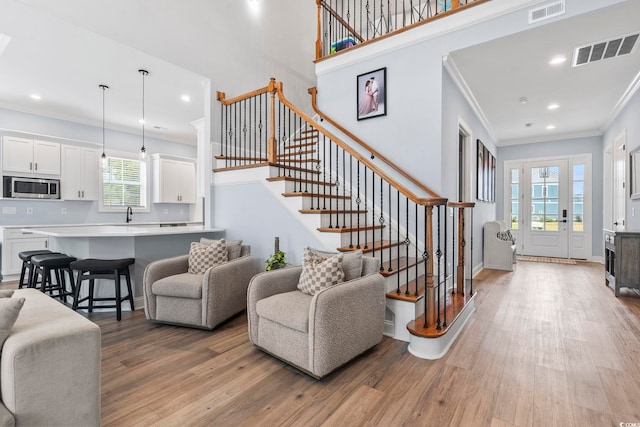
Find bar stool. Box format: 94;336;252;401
70;258;135;321
18;249;56;288
30;253;77;303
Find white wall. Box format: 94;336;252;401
603;84;640;230
0;107;197;226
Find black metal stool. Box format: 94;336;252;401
18;249;56;288
30;253;77;303
70;258;135;321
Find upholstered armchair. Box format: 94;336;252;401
483;220;517;271
143;239;258;330
247;251;385;379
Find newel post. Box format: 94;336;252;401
425;204;436;327
315;0;323;60
267;78;278;163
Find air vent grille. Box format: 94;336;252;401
573;33;639;67
529;1;565;24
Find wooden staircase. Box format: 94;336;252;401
215;78;476;359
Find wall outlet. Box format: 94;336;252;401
2;207;17;215
61;208;67;214
179;209;184;215
26;207;33;215
164;208;169;214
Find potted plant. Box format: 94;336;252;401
265;237;286;271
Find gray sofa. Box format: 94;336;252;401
247;256;385;379
143;245;258;329
1;289;101;427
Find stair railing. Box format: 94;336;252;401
316;0;489;60
217;78;474;329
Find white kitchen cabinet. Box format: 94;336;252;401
2;136;61;176
61;145;100;200
152;154;196;204
0;228;49;281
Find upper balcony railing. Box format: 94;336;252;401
316;0;487;60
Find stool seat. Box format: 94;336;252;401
31;254;77;268
19;249;54;262
70;258;135;321
18;249;57;289
70;258;135;272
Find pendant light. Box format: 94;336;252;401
99;84;109;168
139;69;149;159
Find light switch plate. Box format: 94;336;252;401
2;207;17;215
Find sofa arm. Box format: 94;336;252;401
143;254;189;319
2;290;101;426
201;255;260;329
308;273;385;378
247;266;302;344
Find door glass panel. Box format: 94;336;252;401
510;169;519;229
530;166;559;231
573;164;584;232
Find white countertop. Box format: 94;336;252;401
23;224;224;238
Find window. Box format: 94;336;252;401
509;168;519;229
573;164;584;232
101;155;148;211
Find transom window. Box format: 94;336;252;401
101;155;148;211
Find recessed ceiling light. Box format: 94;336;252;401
525;123;533;128
519;97;528;104
139;119;146;124
30;94;42;101
546;125;556;130
547;103;560;110
181;95;191;103
549;55;567;65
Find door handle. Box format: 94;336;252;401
560;220;567;223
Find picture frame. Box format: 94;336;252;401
631;148;640;200
357;67;386;120
476;139;496;203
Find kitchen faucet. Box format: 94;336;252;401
126;206;133;223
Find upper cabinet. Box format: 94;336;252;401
2;136;61;177
61;145;100;201
152;154;196;204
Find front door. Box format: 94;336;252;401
522;160;569;258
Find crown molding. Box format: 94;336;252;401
499;129;603;147
602;69;640;132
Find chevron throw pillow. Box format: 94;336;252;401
188;239;228;274
297;247;344;296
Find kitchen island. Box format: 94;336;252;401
25;224;224;310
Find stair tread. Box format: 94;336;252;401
300;209;364;214
270;163;320;175
337;240;402;253
266;176;335;187
277;149;317;158
284;142;317;150
276;158;320;164
385;276;426;302
283;192;351;200
213;162;269;172
317;225;384;233
292;135;319;142
215;155;267;161
406;292;475;338
379;256;424;277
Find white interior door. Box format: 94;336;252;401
614;131;626;231
522;160;569;257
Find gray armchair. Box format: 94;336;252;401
247;255;385;379
143;244;258;330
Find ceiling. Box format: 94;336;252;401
0;1;637;147
449;0;640;145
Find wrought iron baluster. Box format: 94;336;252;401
415;203;418;296
451;204;456;294
364;166;368;249
349;156;353;247
342;150;347;229
405;197;409;293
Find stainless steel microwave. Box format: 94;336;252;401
2;176;60;199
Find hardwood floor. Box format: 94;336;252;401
6;260;640;426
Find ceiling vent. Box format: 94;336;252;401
528;1;565;24
572;33;639;67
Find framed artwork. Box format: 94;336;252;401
357;67;386;120
477;139;485;201
476;139;496;203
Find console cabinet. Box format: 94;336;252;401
604;229;640;296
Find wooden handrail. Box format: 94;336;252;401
216;84;272;106
315;0;491;63
309;87;441;199
448;201;476;208
275;82;442;206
